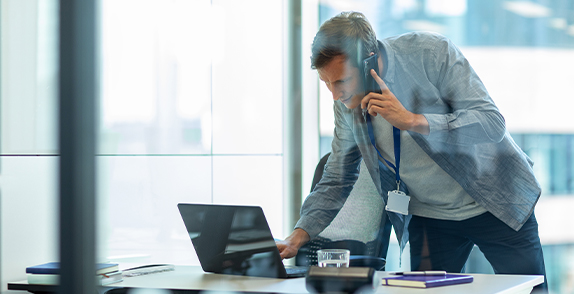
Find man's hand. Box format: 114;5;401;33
361;69;430;135
276;228;310;259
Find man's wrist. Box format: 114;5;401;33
287;228;310;248
409;113;430;135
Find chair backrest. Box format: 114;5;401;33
310;152;331;193
295;152;392;270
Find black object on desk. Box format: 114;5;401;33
178;203;308;278
305;266;375;294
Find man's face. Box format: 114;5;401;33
317;55;363;109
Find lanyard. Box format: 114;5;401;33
365;114;401;191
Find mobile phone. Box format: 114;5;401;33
362;54;381;95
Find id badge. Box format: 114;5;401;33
386;190;410;215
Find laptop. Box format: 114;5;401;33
177;203;308;278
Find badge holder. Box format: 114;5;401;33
386;182;410;215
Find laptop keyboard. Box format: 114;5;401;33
285;265;308;277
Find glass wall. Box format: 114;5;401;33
98;0;285;265
0;0;287;288
317;0;574;293
3;0;572;293
0;0;60;289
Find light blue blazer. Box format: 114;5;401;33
296;32;541;253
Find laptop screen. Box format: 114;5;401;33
178;203;288;278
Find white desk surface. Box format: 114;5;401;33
107;265;543;294
9;265;544;294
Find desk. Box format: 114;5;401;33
8;265;544;294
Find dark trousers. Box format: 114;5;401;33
409;212;548;293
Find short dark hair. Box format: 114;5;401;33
310;11;378;70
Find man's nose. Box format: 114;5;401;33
331;87;344;101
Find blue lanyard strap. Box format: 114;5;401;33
365;114;401;189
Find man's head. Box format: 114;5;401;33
311;12;378;109
311;11;378;70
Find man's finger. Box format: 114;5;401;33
361;92;373;109
370;69;389;92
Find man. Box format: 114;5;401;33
277;11;547;292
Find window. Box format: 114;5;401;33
98;0;285;265
0;0;288;278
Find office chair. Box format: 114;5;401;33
295;152;392;271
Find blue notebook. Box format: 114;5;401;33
382;274;473;288
26;262;119;275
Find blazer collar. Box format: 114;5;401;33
378;39;395;85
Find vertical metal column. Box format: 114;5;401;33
284;0;303;232
58;0;98;293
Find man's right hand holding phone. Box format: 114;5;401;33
361;69;430;135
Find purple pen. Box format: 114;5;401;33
392;271;447;276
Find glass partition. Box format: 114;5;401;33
0;0;59;289
98;0;285;265
317;1;574;292
3;0;571;292
0;2;287;286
